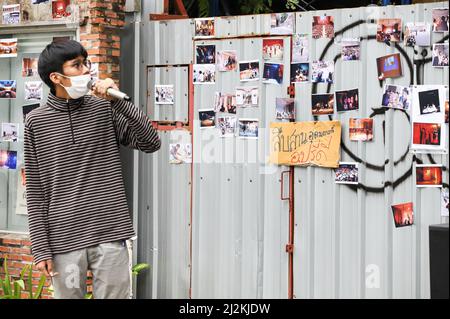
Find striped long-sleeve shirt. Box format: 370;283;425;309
24;93;161;264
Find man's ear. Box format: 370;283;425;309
49;72;62;87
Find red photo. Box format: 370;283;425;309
52;0;71;19
413;123;441;146
416;165;442;187
392;202;414;228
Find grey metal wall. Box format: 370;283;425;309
138;1;449;299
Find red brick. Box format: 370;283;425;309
2;239;22;246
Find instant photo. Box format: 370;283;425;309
263;63;284;84
311;93;334;115
312;16;334;39
193;64;215;84
24;81;43;101
391;202;414;228
239;60;259;82
0;150;17;170
442;189;449;217
412;122;441;146
217;50;238;72
432;8;449;32
270;13;294;35
404;23;431;47
0;80;17;99
196;45;216;64
349;118;373;142
238;119;259;139
412;85;446;124
1;123;19;142
0;38;18;58
335;162;359;185
155;85;174;105
290;63;309;83
336;88;359;112
217;116;237;138
236;87;258;107
194;18;215;38
275;98;295;120
52;0;71;19
214;92;236;114
263;38;284;60
292;34;309;63
169;143;192;164
377;18;402;42
198;109;216;128
22;57;39;77
381;85;411;110
432;43;449;67
416;164;442;187
311;60;334;83
2;4;20;24
341;39;360;61
376;53;402;80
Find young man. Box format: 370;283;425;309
24;40;161;299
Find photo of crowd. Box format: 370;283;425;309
377;18;402;42
217;50;238;71
196;45;216;64
155;85;174;105
193;64;215;84
311;93;334;115
1;123;19;142
198;109;216;128
270;12;294;35
311;60;334;83
391;202;414;228
195;18;215;38
381;85;411;110
214;92;236;114
413;122;441;146
238;119;259;139
403;23;431;47
312;16;334;39
290;63;309;83
376;53;402;80
263;38;284;60
432;8;449;32
275;98;295;120
349;118;373;142
418;89;441;115
336;88;359;112
0;150;17;170
416;165;442;187
263;62;284;84
239;60;260;81
292;34;309;63
432;43;449;67
217;116;237;138
335;162;359;184
341;39;360;61
0;80;17;98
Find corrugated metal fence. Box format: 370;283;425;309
136;1;449;299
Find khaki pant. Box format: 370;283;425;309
51;240;131;299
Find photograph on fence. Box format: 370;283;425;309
311;93;334;115
391;202;414;228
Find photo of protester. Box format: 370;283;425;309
418;89;441;115
391;202;414;228
0;80;17;99
238;119;259;139
336;88;359;112
376;53;402;80
349;118;373;142
335;162;359;184
196;45;216;64
263;62;284;84
214;92;236;114
195;18;215;38
262;38;284;60
311;60;334;83
292;34;309;63
270;12;294;35
217;116;237;138
236;87;258;107
403;23;431;47
416;164;442;187
290;63;309;83
432;8;449;32
341;38;360;61
381;85;411;110
377;18;402;42
0;38;17;58
312;16;334;39
169;143;192;164
1;123;19;142
0;150;17;170
193;64;215;84
217;50;238;71
432;43;449;67
275;98;295;120
413;122;441;146
239;60;259;81
311;93;334;115
155;85;174;105
198;109;216;128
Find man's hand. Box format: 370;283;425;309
91;78;119;101
36;259;56;277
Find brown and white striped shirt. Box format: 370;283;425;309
24;93;160;264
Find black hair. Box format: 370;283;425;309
38;40;88;94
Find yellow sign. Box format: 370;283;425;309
270;121;341;168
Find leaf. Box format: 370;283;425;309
84;293;93;299
198;0;209;17
28;266;33;299
3;256;11;296
132;263;150;276
32;275;46;299
13;280;25;299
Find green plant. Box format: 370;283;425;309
0;256;47;299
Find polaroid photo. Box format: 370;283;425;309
376;53;402;80
216;50;238;72
335;162;359;185
2;4;20;25
381;84;412;110
195;18;215;38
404;23;431;47
22;57;39;77
193;64;216;84
236;87;258;107
262;62;284;84
270;12;294;35
0;38;18;58
238;118;259;139
290;63;309;83
263;38;284;60
239;60;260;82
275;98;295;120
416;164;442;188
292;34;309;63
1;123;19;142
0;150;17;170
349;118;373;142
391;202;414;228
341;38;360;61
432;43;449;67
155;85;174;105
412;122;444;151
335;88;359;112
217;116;237;138
412;85;446;124
169;143;192;164
214;92;236;114
311;60;334;83
377;18;402;42
312;16;334;39
52;0;71;19
198;109;216;129
196;44;216;64
311;93;334;116
0;80;17;99
442;189;449;217
432;8;449;32
24;81;43;101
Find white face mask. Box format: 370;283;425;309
58;73;92;99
